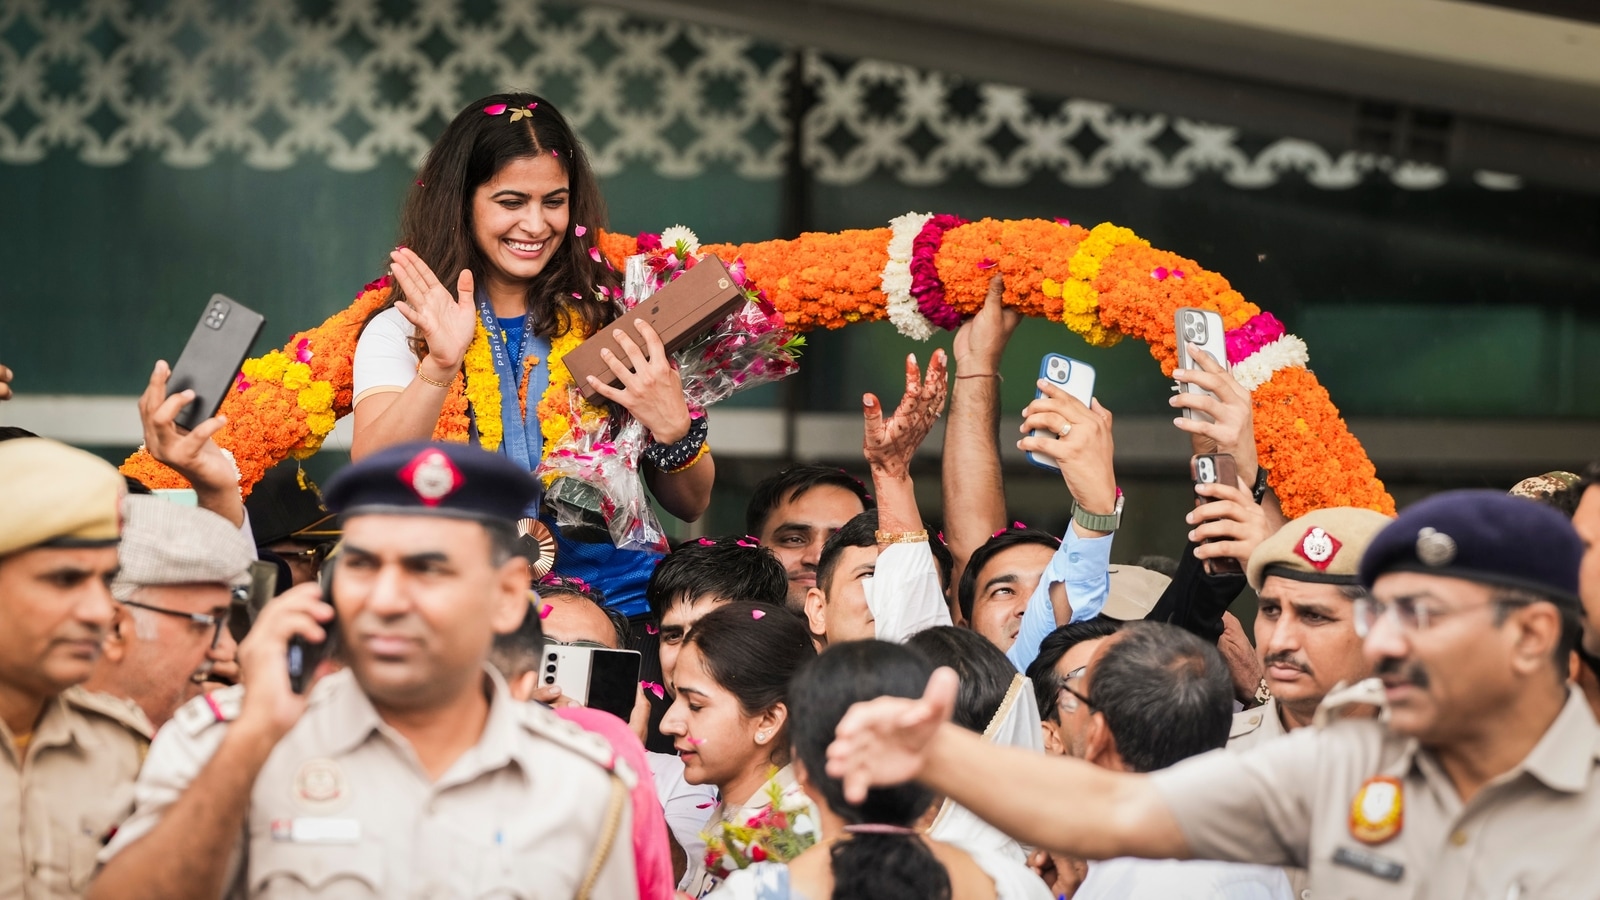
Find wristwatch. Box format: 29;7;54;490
1071;493;1124;533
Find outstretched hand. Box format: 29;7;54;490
1171;344;1259;481
827;665;959;804
139;360;245;525
952;276;1019;373
863;351;949;478
389;248;479;376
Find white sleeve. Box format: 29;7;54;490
352;307;419;405
864;541;952;644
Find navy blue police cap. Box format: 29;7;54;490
323;441;537;525
1358;489;1582;607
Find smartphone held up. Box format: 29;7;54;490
1191;453;1244;576
1027;352;1096;472
167;294;265;431
1174;307;1225;424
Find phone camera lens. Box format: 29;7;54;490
545;663;557;673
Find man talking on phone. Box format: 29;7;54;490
93;442;637;898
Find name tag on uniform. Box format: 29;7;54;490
1333;845;1405;882
270;817;362;844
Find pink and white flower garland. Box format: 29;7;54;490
1225;312;1310;391
882;211;936;340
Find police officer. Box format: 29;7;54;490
826;490;1599;900
1231;507;1392;749
94;442;637;898
0;438;150;899
82;496;256;729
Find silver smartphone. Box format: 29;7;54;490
1175;307;1226;424
541;644;642;720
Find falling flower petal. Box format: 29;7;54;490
1054;218;1072;228
695;800;716;809
484;103;507;116
641;681;665;700
1013;521;1027;530
1173;269;1186;279
1151;266;1169;281
234;373;251;392
574;225;587;236
588;247;603;263
571;292;582;299
645;623;659;635
977;258;998;270
538;604;553;619
751;609;766;620
696;537;716;546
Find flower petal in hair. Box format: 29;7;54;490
509;105;535;122
645;623;659;635
751;609;766;620
483;102;508;116
538;604;553;619
574;225;587;237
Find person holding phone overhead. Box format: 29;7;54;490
94;441;640;898
348;92;713;617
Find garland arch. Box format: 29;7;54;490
122;216;1395;519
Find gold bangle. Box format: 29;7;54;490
875;529;929;544
415;365;455;389
661;442;711;475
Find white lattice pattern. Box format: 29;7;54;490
0;0;1496;191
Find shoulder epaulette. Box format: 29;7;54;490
518;702;638;789
1313;677;1388;729
1229;707;1268;740
62;686;155;740
172;685;245;737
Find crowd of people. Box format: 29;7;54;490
3;92;1599;900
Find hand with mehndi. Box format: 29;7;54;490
863;351;949;479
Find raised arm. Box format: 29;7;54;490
137;360;246;528
1170;344;1286;533
826;667;1189;860
350;249;479;460
942;277;1020;597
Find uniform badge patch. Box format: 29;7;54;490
1349;775;1403;845
293;758;348;811
1294;526;1341;571
399;448;464;507
1415;527;1456;568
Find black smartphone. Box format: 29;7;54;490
287;549;339;694
167;294;265;431
1191;453;1243;575
541;645;643;720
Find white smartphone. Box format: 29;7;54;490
540;644;642;720
1175;307;1227;424
1027;353;1096;471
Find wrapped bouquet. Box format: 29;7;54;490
701;771;819;880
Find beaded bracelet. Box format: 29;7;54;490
643;414;709;471
661;442;711;475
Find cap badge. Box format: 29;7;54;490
1295;526;1341;571
1349;775;1403;845
1415;527;1456;567
399;449;464;507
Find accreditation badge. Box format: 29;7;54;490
1349;775;1403;844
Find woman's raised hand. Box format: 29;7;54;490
389;248;479;376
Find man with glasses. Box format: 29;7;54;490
83;495;255;729
0;438;150;899
828;490;1599;900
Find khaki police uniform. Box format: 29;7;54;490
1228;697;1289;751
103;668;637;898
1154;686;1600;899
0;687;150;899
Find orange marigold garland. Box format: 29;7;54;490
127;219;1392;518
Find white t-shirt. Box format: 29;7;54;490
648;751;718;886
1075;856;1293;900
352;306;421;407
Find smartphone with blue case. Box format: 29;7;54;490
1027;353;1096;471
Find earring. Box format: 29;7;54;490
756;731;768;743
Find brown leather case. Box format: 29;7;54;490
563;255;746;401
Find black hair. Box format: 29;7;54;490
538;580;631;648
904;626;1015;733
378;92;618;348
958;527;1060;622
1133;554;1180;579
1490;587;1582;673
684;601;817;765
0;426;38;441
789;641;951;900
815;511;879;598
489;598;545;680
124;476;153;495
1027;616;1125;723
645;539;788;622
745;464;874;538
1086;621;1233;773
928;531;954;595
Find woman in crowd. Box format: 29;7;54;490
713;640;1050;900
663;601;818;896
349;92;713;613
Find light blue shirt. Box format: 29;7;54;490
1005;528;1114;672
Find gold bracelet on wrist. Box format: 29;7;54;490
875;529;929;544
415;365;455;389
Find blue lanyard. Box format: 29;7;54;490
472;287;550;474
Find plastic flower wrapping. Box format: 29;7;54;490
537;228;804;551
701;771;818;880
